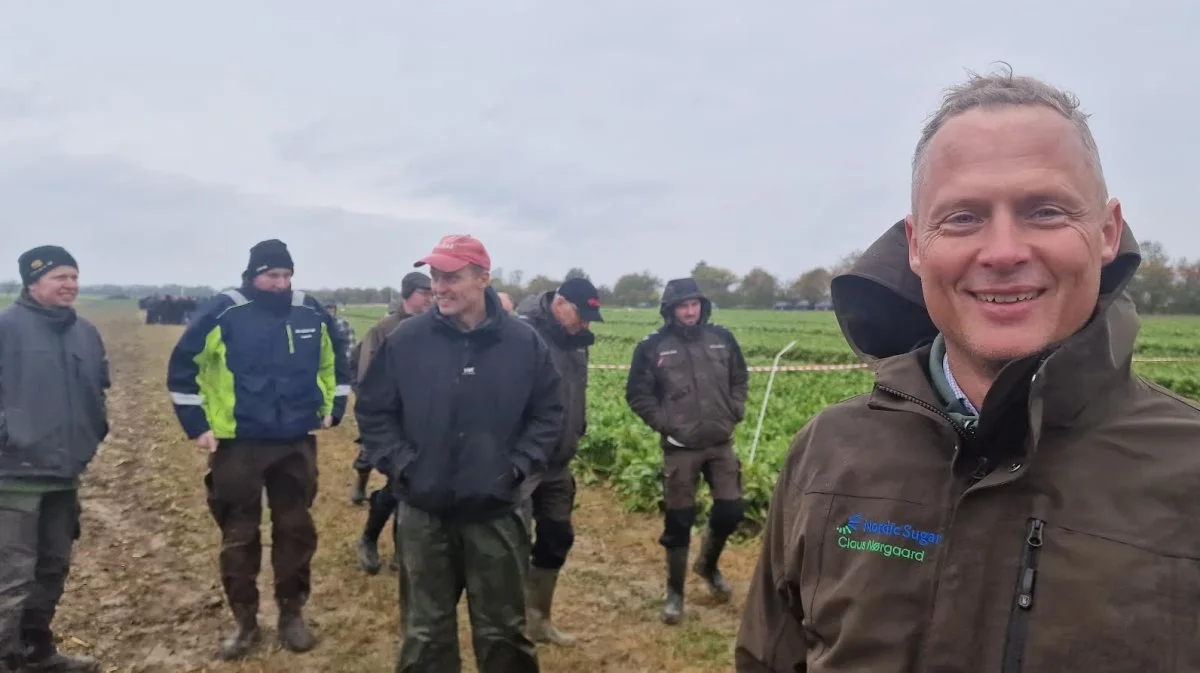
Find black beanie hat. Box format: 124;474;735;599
245;239;294;278
400;271;432;299
18;245;78;287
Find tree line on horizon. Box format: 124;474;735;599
2;239;1197;315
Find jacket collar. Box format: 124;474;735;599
835;220;1142;431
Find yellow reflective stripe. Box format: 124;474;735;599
317;322;335;416
198;325;238;439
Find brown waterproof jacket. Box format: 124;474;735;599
735;221;1200;672
356;307;413;382
625;319;750;450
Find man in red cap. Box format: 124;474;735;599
355;234;563;673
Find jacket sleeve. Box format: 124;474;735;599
512;332;563;479
624;336;666;434
165;297;226;439
356;323;385;382
734;426;812;673
727;331;750;416
353;336;415;478
316;300;351;424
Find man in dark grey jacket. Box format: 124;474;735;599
515;278;602;647
0;246;109;673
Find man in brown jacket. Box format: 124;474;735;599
349;272;433;506
626;277;749;625
735;67;1200;672
351;271;432;574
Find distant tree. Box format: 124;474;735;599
596;284;615;305
1128;240;1176;314
789;267;832;305
612;272;662;306
690;261;738;307
738;267;779;308
1171;259;1200;314
831;250;864;277
524;274;561;297
564;268;589;281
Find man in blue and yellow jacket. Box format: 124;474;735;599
165;239;350;662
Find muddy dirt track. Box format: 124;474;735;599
50;308;763;672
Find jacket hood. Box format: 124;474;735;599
518;290;596;348
659;277;712;325
830;219;1142;363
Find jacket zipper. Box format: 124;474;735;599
1001;518;1044;672
286;323;295;354
875;384;976;443
876;383;978;673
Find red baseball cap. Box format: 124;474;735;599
414;234;491;273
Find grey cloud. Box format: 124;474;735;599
0;152;440;288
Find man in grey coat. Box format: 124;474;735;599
0;246;109;673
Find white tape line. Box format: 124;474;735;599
586;357;1200;373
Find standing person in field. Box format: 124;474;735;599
0;247;107;673
165;239;351;662
514;277;604;646
355;234;563;673
349;272;434;506
351;271;433;576
735;68;1200;672
625;277;750;625
497;291;514;313
325;302;357;385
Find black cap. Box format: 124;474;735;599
557;277;603;323
401;271;431;299
245;239;294;278
18;245;78;287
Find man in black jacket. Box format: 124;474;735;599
0;246;108;673
355;234;563;673
625;277;750;626
515;277;603;647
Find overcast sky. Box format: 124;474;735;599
0;1;1196;290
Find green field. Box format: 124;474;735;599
344;305;1200;528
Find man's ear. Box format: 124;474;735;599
1101;199;1124;265
905;214;921;275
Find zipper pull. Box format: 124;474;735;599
1016;519;1045;610
1027;519;1044;547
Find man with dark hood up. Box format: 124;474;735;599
351;271;433;581
735;68;1200;672
625;277;750;625
166;239;351;662
515;277;603;646
355;234;562;673
0;246;108;673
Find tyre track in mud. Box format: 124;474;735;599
56;310;762;672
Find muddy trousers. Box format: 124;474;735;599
395;503;538;673
204;437;318;612
0;489;79;663
659;442;745;549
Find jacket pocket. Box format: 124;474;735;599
453;432;518;511
1014;524;1187;671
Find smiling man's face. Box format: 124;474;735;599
906;104;1123;371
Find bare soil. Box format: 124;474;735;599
52;310;762;672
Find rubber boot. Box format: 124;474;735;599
216;603;261;661
349;469;370;505
525;566;577;646
22;629;100;672
356;501;391;574
277;599;318;653
692;531;734;603
662;547;689;625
